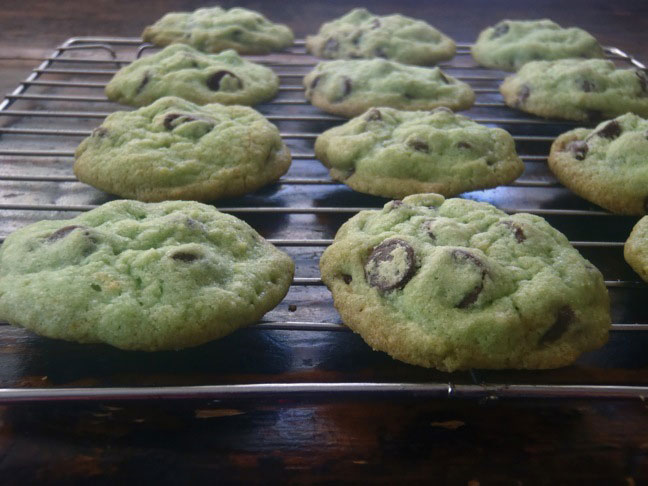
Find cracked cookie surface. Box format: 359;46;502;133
142;6;294;54
472;19;604;71
320;194;610;371
106;45;279;107
0;200;295;351
500;59;648;121
304;59;475;117
548;113;648;215
74;97;291;202
306;8;455;65
315;107;523;198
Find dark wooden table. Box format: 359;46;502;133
1;1;648;484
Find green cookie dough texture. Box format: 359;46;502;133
548;113;648;215
0;200;295;351
624;216;648;282
320;194;610;371
74;97;291;202
105;45;279;107
142;6;294;54
472;19;604;71
500;59;648;121
315;107;523;199
303;59;475;117
305;8;456;66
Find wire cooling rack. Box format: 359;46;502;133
0;38;647;402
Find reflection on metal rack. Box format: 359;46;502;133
1;37;647;403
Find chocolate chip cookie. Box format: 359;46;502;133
74;96;291;202
320;193;610;371
500;59;648;121
142;6;294;54
303;59;475;117
306;8;456;65
314;107;523;198
0;200;294;351
624;216;648;282
472;19;604;71
106;45;279;107
548;113;648;215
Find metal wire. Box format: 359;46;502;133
1;37;647;402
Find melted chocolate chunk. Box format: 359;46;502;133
170;251;202;262
365;108;382;121
47;225;84;242
540;305;575;344
594;120;622;139
369;18;381;29
207;70;243;91
438;71;450;84
136;72;150;95
581;80;596;92
422;219;437;241
636;70;647;93
491;22;509;39
324;38;339;54
456;141;472;149
163;113;213;131
365;239;416;292
451;249;487;308
565;140;588;160
338;76;353;100
408;139;429;152
342;274;352;284
92;127;108;138
516;85;530;107
499;220;526;243
163;113;183;130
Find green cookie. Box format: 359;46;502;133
74;97;291;202
548;113;648;215
625;216;648;282
472;19;604;71
0;200;295;351
500;59;648;121
320;194;610;371
315;107;523;199
306;8;456;66
142;6;294;54
106;45;279;107
304;59;475;117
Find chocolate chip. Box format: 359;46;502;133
365;108;382;121
136;72;150;94
92;127;108;138
336;76;352;100
365;239;416;292
375;47;388;58
207;70;243;91
565;140;588;160
369;18;381;29
323;38;339;55
342;274;352;284
163;113;213;131
432;107;453;114
310;74;323;90
581;80;596;92
491;22;509;39
47;225;84;242
594;120;622;139
288;304;297;312
170;251;201;262
438;71;450;84
516;85;530;107
163;113;183;130
540;305;575;344
498;220;525;243
408;139;429;152
422;219;437;241
636;70;647;93
456;141;472;149
451;249;487;308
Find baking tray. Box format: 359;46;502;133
0;37;647;402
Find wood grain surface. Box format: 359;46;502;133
1;1;648;484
